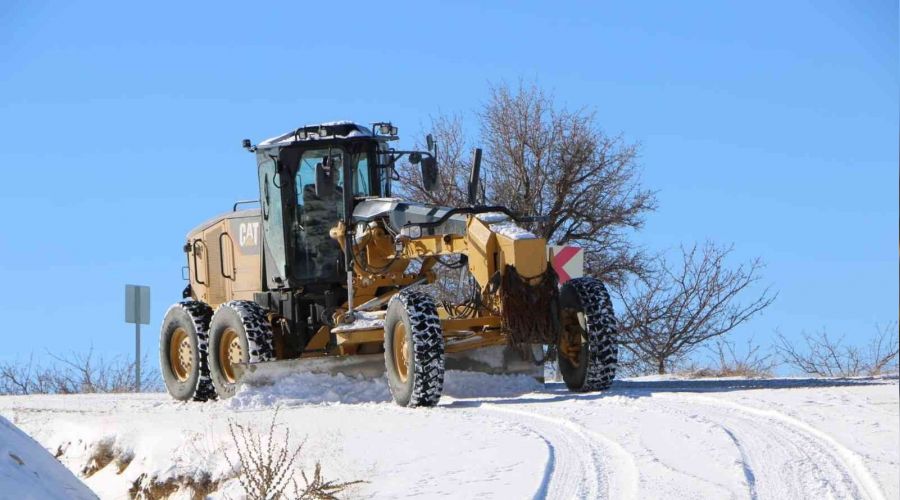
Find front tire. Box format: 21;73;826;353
159;301;216;401
557;277;618;391
383;290;445;407
208;301;275;399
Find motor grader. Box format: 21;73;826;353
159;121;618;407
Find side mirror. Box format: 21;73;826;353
467;148;482;205
421;157;439;192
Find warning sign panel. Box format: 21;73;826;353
548;246;583;284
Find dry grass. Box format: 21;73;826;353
128;472;223;500
661;337;776;379
226;408;363;500
82;439;117;477
776;323;899;377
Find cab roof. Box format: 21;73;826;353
257;121;394;150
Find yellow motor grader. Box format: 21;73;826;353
159;121;618;407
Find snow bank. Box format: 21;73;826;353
443;371;543;398
0;415;96;500
227;371;393;408
228;369;543;409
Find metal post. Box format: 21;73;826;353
125;284;149;393
135;322;141;392
134;291;141;393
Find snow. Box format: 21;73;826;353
475;212;511;223
228;371;391;407
0;375;896;499
0;415;96;500
475;212;538;240
330;310;385;333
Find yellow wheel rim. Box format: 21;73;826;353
219;328;243;384
559;308;585;367
392;323;410;383
169;328;193;382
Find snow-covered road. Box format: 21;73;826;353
0;374;896;499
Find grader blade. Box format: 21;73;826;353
446;344;545;380
233;344;544;387
233;354;387;386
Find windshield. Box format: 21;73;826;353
295;148;373;200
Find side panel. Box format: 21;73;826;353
228;216;263;300
203;224;228;306
186;215;263;307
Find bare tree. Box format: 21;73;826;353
397;81;656;287
0;349;161;395
616;242;776;374
694;336;776;378
0;354;42;395
481;81;656;286
776;323;899;377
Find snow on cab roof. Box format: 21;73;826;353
258;121;376;148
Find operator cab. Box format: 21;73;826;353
248;121;436;291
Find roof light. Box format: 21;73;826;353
375;122;398;136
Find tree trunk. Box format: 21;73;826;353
657;359;666;375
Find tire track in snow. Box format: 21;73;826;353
477;403;639;500
652;394;886;500
466;405;600;499
718;425;758;500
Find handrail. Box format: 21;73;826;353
192;240;207;285
410;205;547;229
219;232;236;280
233;199;260;211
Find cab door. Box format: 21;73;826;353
257;153;289;290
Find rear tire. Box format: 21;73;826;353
208;300;275;399
159;301;216;401
383;290;445;407
557;277;618;391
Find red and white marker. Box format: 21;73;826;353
548;245;584;284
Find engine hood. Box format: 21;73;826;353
353;198;467;236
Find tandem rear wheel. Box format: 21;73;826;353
208;300;275;399
159;301;217;401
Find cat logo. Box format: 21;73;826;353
239;222;260;248
229;218;260;255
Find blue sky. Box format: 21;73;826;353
0;1;896;368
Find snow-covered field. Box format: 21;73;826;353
0;372;896;499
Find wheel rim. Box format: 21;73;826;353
169;328;193;382
392;323;410;383
559;308;586;367
219;328;243;384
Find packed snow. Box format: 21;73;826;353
476;212;538;240
330;310;385;333
0;415;96;499
0;374;896;499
